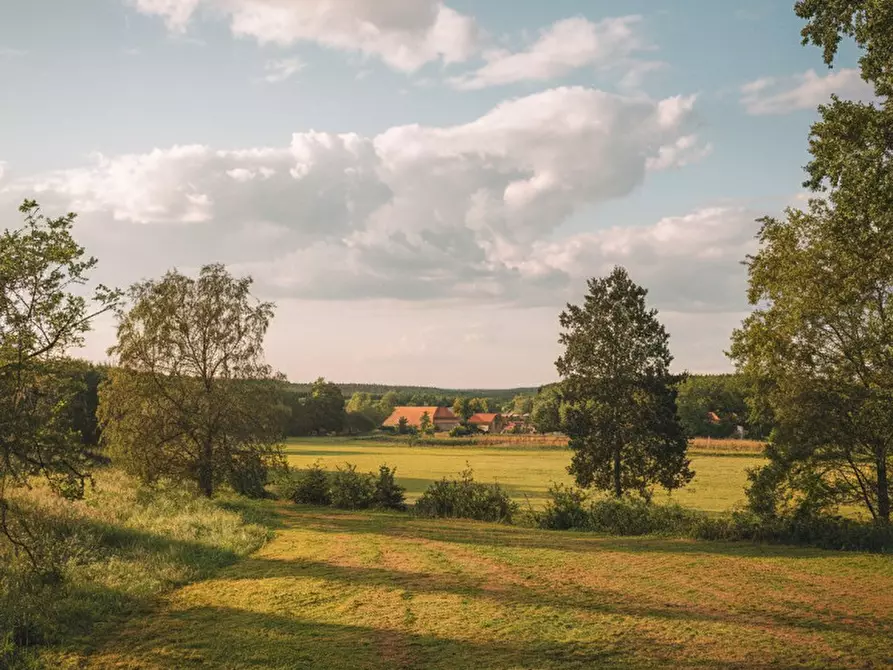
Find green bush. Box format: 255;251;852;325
373;465;407;511
537;483;591;530
329;464;376;509
415;466;517;523
535;485;892;552
286;462;332;506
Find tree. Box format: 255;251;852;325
556;267;692;499
397;416;409;435
469;397;490;413
512;394;534;415
1;200;119;556
98;264;285;498
419;411;434;435
729;2;893;523
452;396;472;421
796;0;893;98
379;390;399;414
675;375;749;439
309;378;345;434
530;385;562;434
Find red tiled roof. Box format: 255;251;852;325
382;406;458;427
468;413;500;425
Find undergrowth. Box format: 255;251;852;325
0;469;270;668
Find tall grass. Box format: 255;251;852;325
0;469;270;668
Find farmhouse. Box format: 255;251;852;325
383;406;461;432
467;413;504;433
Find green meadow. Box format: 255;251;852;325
281;437;763;513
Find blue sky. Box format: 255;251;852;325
0;0;873;387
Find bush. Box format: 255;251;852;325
537;484;591;530
329;464;375;510
373;465;407;511
535;485;893;552
287;462;332;506
226;452;273;498
415;465;518;523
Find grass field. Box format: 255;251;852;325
282;438;764;512
69;503;893;669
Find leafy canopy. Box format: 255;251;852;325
1;200;119;557
98;264;284;498
730;1;893;522
556;267;692;499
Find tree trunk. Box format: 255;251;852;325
198;440;214;498
877;452;890;523
613;444;622;498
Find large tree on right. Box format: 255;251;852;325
557;267;691;499
730;2;893;523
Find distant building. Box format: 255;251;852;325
382;406;461;432
468;413;504;433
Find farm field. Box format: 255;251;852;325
69;503;893;669
282;438;764;512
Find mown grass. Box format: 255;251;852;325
72;504;893;669
282;438;764;513
0;470;270;668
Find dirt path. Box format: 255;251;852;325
68;504;893;669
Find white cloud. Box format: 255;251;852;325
740;68;876;115
130;0;478;72
0;47;27;57
449;16;647;90
0;162;6;182
263;57;305;83
6;86;713;309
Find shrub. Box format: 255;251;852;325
329;464;376;509
287;462;332;506
449;425;472;437
415;465;518;523
226;452;274;498
535;485;892;552
537;484;590;530
373;465;407;511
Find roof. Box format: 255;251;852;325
382;406;458;427
468;413;500;425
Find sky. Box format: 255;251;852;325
0;0;873;388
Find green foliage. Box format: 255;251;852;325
414;465;518;523
0;470;268;666
557;267;693;499
328;464;376;510
530;385;562;434
452;397;472;421
397;416;409;435
1;200;120;562
286;462;332;506
373;465;406;511
98;264;285;498
675;374;750;438
448;424;475;437
283;462;405;511
535;484;891;551
511;394;534;415
418;411;434;435
795;0;893;97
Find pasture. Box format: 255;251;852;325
281;437;765;512
68;503;893;669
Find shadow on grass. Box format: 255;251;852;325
286;506;840;560
85;603;764;670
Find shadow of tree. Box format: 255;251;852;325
85;604;772;670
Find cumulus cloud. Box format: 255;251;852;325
5;86;715;308
263;57;304;83
130;0;478;72
740;68;876;115
449;16;648;90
